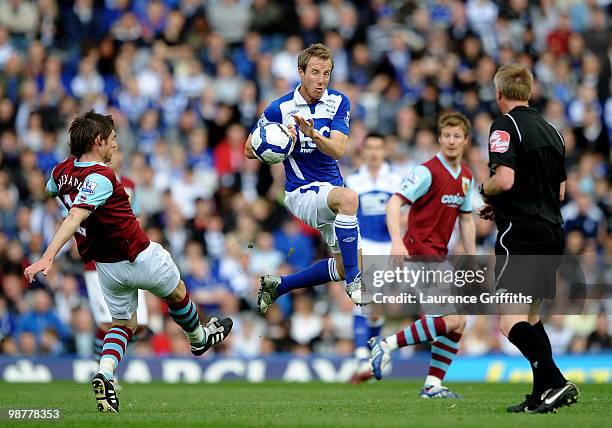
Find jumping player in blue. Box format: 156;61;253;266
245;43;372;311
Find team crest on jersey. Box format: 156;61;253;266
82;180;98;195
461;177;470;194
489;130;510;153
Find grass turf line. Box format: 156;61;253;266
0;381;610;428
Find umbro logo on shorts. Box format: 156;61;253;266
342;237;356;243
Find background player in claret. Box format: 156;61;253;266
345;134;401;380
83;146;151;365
369;112;476;399
245;43;372;312
24;111;233;413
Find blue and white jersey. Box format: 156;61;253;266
345;163;401;242
256;87;351;192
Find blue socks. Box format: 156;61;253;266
276;214;360;296
334;214;360;284
277;258;341;296
353;314;370;351
354;314;385;360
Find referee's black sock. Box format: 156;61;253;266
508;321;565;399
532;320;567;389
532;320;551;353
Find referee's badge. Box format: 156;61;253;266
489;130;510;153
461;177;470;194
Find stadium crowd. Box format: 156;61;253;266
0;0;610;359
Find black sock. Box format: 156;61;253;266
532;321;551;353
508;322;565;398
532;320;567;388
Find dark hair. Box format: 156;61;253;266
365;132;385;142
68;110;114;158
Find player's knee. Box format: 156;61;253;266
338;189;358;214
164;280;187;305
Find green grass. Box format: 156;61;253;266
0;381;610;428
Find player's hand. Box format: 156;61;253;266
477;204;495;221
390;240;409;267
24;258;53;283
287;123;298;144
292;114;314;138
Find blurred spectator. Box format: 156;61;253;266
587;314;612;352
289;295;322;347
207;0;251;46
15;288;70;345
545;315;573;355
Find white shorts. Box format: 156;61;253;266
361;239;391;256
95;241;180;320
84;270;149;325
284;182;360;253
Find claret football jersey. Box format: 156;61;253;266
47;156;149;263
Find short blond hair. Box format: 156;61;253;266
297;43;334;72
438;111;470;138
494;63;533;101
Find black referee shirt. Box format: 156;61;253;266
487;106;566;228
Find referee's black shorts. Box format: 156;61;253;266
494;220;564;300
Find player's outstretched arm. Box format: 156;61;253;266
458;212;476;254
24;207;91;283
386;194;409;257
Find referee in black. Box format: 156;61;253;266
478;64;579;414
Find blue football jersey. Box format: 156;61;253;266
345;163;402;242
255;87;350;192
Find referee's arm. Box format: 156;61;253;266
481;165;514;196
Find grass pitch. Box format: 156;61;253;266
0;381;610;428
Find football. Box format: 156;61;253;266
250;123;295;164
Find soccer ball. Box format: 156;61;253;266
250;123;295;164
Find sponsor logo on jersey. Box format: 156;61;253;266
440;193;465;206
489;130;510;153
461;177;470;194
360;192;391;216
82;180;98;195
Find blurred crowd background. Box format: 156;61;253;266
0;0;610;360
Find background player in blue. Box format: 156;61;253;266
345;134;401;380
245;43;372;311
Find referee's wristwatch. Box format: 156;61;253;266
479;183;487;199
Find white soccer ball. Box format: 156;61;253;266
250;123;295;164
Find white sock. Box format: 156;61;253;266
425;375;442;388
355;347;370;361
385;335;398;351
185;324;206;344
99;358;116;381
